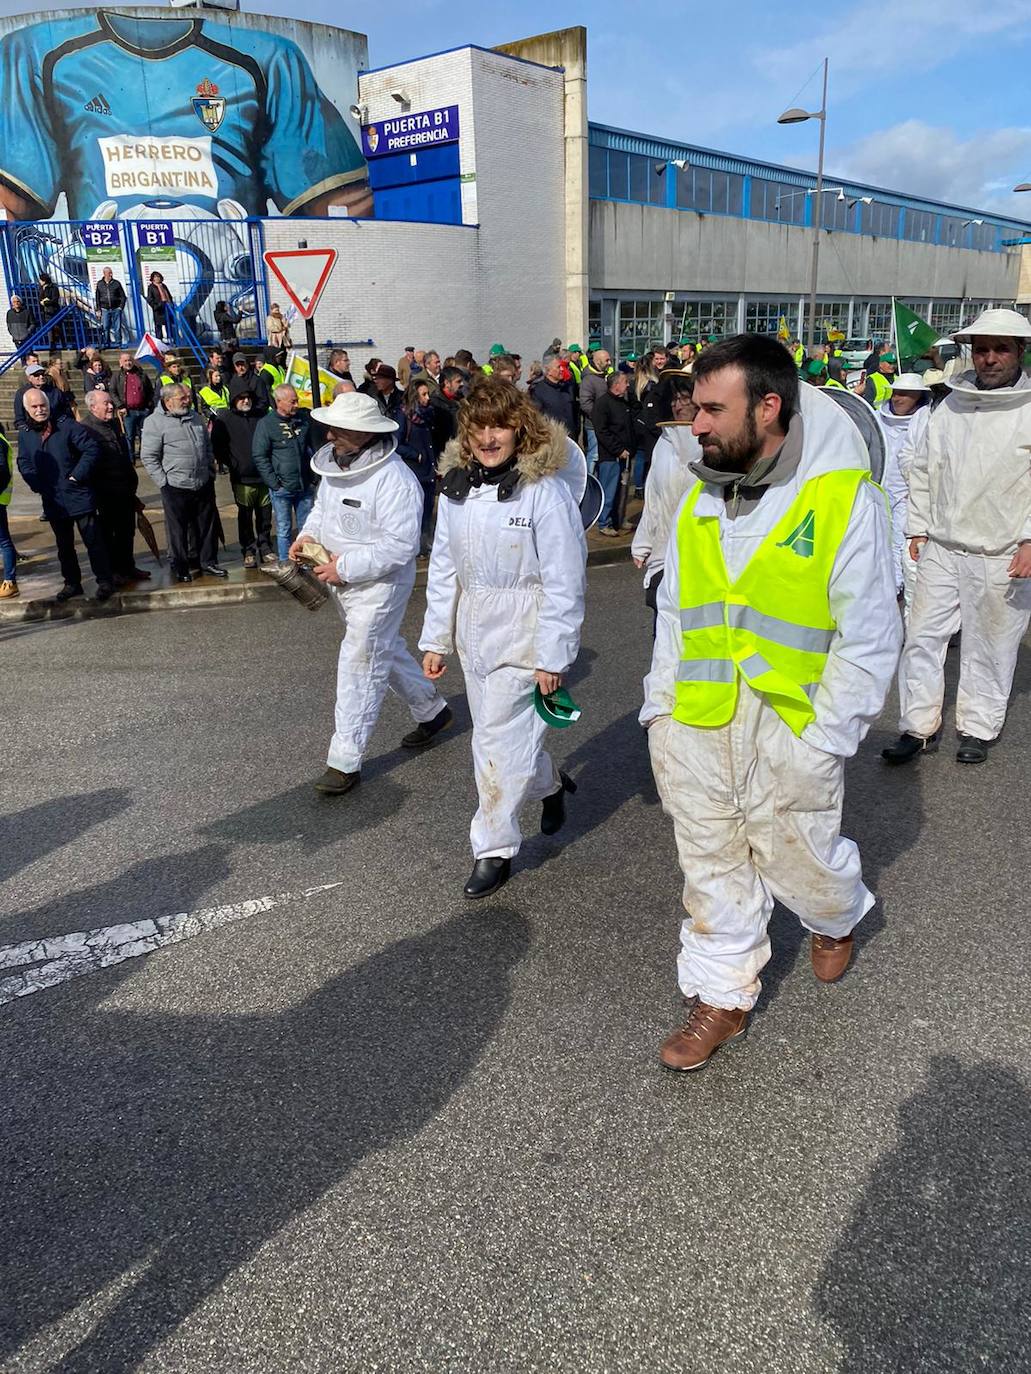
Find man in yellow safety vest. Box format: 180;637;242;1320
641;334;901;1072
863;351;897;406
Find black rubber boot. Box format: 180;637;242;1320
463;857;511;899
401;704;453;749
881;730;940;765
540;771;577;835
956;734;989;764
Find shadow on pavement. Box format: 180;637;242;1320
202;775;411;852
0;842;234;952
0;788;132;886
814;1055;1031;1372
0;905;529;1373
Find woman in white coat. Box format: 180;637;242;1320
291;392;451;795
877;372;931;610
420;379;587;898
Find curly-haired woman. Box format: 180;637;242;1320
420;379;587;898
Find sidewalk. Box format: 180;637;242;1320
2;469;638;623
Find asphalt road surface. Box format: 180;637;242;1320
2;563;1029;1374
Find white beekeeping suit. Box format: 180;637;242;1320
877;373;932;605
631;423;701;593
420;419;586;875
298;396;447;785
894;315;1031;757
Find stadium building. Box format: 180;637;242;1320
1;7;1030;370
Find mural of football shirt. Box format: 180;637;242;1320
0;11;367;219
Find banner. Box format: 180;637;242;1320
894;301;938;362
136;220;180;306
82;221;123;297
284;352;337;408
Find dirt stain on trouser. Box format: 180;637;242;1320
648;685;872;1011
465;664;560;860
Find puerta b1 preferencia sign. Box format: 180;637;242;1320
361;105;460;159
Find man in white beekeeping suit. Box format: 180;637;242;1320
882;308;1031;767
642;335;901;1073
291;392;452;795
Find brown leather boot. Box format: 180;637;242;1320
811;933;853;983
659;1000;749;1072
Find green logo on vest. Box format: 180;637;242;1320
777;510;815;558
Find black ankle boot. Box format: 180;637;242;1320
540;771;577;835
463;857;511;899
881;730;940;765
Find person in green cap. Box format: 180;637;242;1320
482;343;508;377
567;346;584;385
863;352;896;406
420;378;587;899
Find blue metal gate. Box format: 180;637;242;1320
1;215;269;352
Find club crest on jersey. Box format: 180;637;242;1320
193;78;225;133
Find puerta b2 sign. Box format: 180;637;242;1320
362;105;460;159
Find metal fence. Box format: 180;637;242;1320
1;216;270;356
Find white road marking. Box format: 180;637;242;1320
0;882;343;1008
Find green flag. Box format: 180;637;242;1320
894;301;938;362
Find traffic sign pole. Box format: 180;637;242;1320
305;316;321;410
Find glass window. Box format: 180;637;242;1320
930;301;963;333
940;216;964;248
816;300;850;337
903;208;935;243
864;302;892;337
589;145;608;198
616;299;665;360
820;194;851;231
750;178;807;225
726;174;744;216
971;222;996;251
588;300;602;348
711;173;728;215
676;299;739;341
608;151;628;200
745;299;799;338
860;200;899;238
628;154;665;205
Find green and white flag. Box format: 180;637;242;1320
894;300;938;362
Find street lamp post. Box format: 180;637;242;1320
778;57;828;356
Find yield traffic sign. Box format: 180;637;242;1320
263;248;338;320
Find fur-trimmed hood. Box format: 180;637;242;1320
437;418;569;483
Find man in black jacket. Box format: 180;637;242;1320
79;389;149;585
592;371;635;535
211;392;273;567
17;389;113;600
428;365;464;453
251;384;315;559
95;267;127;346
529;356;578;436
228;353;271;414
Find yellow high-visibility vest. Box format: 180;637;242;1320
792;345;805;368
673;469;869;736
868;371;893;405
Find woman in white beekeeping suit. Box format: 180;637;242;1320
876;372;931;616
420;378;587;898
631;369;701;634
292;391;452;795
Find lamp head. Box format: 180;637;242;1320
777;107;815;124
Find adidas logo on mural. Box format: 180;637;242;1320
84;94;111;115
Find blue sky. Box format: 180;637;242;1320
5;0;1031;216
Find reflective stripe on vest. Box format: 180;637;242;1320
673;469;869;736
0;432;12;506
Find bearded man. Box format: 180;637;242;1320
641;335;901;1073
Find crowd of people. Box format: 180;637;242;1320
1;311;1029;1073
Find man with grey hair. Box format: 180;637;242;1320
253;382;316;558
141;383;224;583
16;387;112;601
